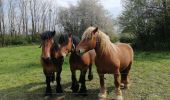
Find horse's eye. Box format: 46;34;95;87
86;37;91;40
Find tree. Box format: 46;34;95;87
8;0;16;36
58;0;115;36
0;0;6;46
19;0;29;35
119;0;170;50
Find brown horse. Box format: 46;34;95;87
40;31;64;96
76;27;133;100
56;33;96;95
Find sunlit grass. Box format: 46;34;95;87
0;45;170;100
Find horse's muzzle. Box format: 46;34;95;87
76;49;84;56
42;57;52;64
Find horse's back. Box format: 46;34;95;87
115;43;134;68
116;43;133;54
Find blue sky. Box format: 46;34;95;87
57;0;123;18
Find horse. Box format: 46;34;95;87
76;27;134;100
56;33;96;95
40;31;64;96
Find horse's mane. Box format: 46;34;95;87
82;27;117;54
58;34;80;47
41;31;55;40
72;35;80;47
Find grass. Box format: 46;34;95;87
0;45;170;100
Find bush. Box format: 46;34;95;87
0;34;41;47
109;34;119;43
119;33;136;43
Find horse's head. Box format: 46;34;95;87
40;31;55;61
56;33;73;57
76;27;98;55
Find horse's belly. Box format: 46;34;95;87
96;65;114;74
70;63;88;70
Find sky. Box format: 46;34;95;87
57;0;123;18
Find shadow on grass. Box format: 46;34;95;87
0;81;115;100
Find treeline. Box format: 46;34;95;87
0;0;59;46
119;0;170;50
0;0;116;47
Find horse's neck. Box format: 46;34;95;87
95;43;118;58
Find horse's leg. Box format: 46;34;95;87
88;64;93;81
50;72;55;83
98;74;107;99
114;66;123;100
79;69;87;96
121;62;132;89
79;70;83;83
71;69;79;93
56;65;63;93
45;74;52;96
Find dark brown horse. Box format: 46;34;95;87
40;31;64;96
56;33;96;95
76;27;134;100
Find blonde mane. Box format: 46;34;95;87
82;27;117;54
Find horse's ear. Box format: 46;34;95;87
52;30;56;36
68;33;72;37
92;27;98;34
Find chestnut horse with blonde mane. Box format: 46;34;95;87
56;33;96;95
76;27;133;100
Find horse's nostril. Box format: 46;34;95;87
42;57;52;64
47;57;51;60
76;49;80;54
78;50;81;53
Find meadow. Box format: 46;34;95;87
0;45;169;100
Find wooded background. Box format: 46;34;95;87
119;0;170;50
0;0;170;50
0;0;115;46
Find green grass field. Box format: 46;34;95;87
0;45;170;100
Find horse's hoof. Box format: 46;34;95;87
88;74;93;81
115;95;123;100
98;92;107;99
124;83;130;89
71;83;79;93
45;93;52;97
45;88;52;96
45;92;52;97
56;86;63;94
44;96;51;100
56;89;63;94
78;88;87;96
